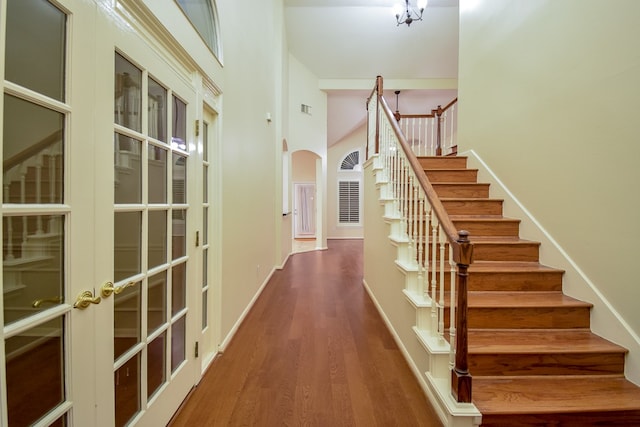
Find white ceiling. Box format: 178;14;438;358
284;0;460;146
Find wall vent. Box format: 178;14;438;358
300;104;312;115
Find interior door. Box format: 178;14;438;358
293;183;316;238
196;107;221;372
106;49;199;426
1;0;98;425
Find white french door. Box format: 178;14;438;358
1;0;207;426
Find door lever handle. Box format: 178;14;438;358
101;281;136;298
73;291;101;309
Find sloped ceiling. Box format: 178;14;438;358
284;0;460;146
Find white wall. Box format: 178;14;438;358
327;125;366;239
458;0;640;357
215;0;287;340
288;54;329;248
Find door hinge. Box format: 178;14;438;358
195;341;199;358
195;120;200;137
195;231;200;247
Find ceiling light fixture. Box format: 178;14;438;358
393;0;428;27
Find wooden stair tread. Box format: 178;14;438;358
467;329;627;354
468;236;537;243
464;291;592;308
468;261;564;274
473;376;640;414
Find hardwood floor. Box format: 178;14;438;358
169;239;442;426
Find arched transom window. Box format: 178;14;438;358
175;0;221;59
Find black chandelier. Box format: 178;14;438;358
393;0;428;27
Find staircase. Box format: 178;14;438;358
421;155;640;426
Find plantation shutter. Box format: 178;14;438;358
338;180;360;224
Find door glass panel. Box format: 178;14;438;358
203;207;208;245
114;211;141;283
114;134;142;204
3;214;64;325
171;315;186;373
148;271;167;334
148;78;167;142
5;0;66;101
114;281;141;360
115;54;142;132
3;94;64;204
172;209;186;259
115;352;141;427
5;317;64;426
202;249;208;289
148;210;167;269
147;332;167;399
148;145;167;204
172;153;186;204
171;261;186;315
202;289;208;330
171;96;187;150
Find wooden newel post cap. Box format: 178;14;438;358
457;230;473;265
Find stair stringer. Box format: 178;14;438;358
366;157;482;427
465;149;640;386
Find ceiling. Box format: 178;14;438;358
283;0;460;146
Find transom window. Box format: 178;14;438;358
175;0;221;59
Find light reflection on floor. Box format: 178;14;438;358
292;238;316;254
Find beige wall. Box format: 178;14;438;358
327;125;366;239
292;150;318;182
458;0;640;352
215;0;287;341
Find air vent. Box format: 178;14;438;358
301;104;312;115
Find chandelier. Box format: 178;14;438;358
393;0;428;27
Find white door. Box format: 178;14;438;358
293;183;316;238
1;1;204;425
195;107;221;372
1;0;99;425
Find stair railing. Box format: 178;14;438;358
395;98;458;157
3;130;63;261
367;76;473;403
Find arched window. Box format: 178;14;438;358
175;0;222;59
337;150;362;224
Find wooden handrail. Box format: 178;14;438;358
372;79;472;403
3;129;63;172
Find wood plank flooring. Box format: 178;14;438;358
169;239;442;427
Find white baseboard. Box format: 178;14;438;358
218;267;277;352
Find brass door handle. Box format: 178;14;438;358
73;291;101;309
101;281;136;298
32;296;63;308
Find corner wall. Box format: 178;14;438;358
458;0;640;378
215;0;287;341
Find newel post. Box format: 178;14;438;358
435;105;443;156
452;230;473;403
375;76;383;155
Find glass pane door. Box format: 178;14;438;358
2;0;96;425
112;53;192;426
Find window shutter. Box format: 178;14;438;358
338;180;360;224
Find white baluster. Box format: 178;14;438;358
449;244;457;370
49;150;56;203
4;183;14;261
36;155;44;234
438;224;447;343
417;195;425;298
430;214;439;336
